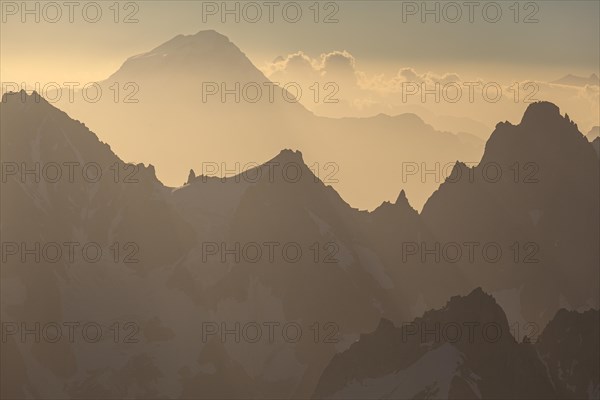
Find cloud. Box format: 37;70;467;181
264;50;358;84
320;51;356;78
265;51;321;80
261;51;599;133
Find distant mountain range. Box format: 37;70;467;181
1;89;598;399
48;30;484;211
587;126;599;141
27;31;599;212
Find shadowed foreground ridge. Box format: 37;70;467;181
313;288;599;399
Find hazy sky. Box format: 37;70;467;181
1;0;599;84
1;1;599;210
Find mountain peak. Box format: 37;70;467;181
1;90;49;106
193;29;228;39
270;149;305;165
465;286;494;302
394;189;408;205
1;90;59;117
521;101;561;124
107;29;262;83
147;29;233;56
517;101;579;133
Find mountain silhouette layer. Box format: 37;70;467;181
1;91;598;399
52;30;484;211
313;288;599;399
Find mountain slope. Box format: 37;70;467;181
421;102;599;326
1;91;195;397
1;93;597;398
313;288;597;399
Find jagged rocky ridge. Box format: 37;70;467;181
313;288;599;399
1;91;598;399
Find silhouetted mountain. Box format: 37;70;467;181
2;92;422;398
108;30;264;82
1;91;195;397
313;288;598;399
54;30;483;211
421;101;599;326
1;93;597;398
168;148;428;397
1;90;194;270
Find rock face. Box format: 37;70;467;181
421;101;599;325
186;169;196;184
536;309;600;399
1;93;598;399
313;288;599;400
1;91;196;398
1;90;195;271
